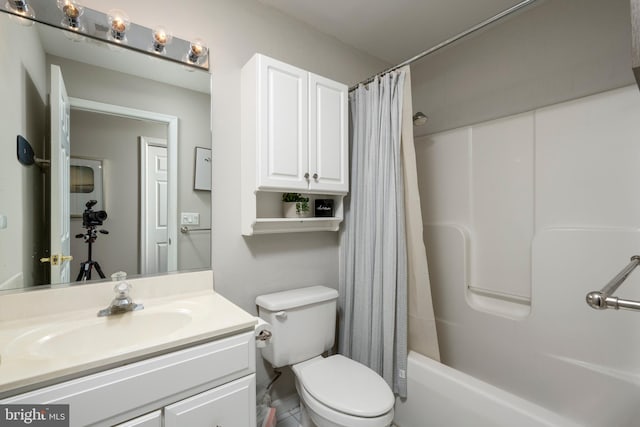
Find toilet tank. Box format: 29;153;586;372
256;286;339;368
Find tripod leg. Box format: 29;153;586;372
93;262;106;279
77;262;88;281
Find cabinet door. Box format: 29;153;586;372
164;375;256;427
257;55;309;190
309;73;349;194
114;411;162;427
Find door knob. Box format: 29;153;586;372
313;173;318;180
304;172;310;180
40;254;73;265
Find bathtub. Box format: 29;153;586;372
393;351;579;427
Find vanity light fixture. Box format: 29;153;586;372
2;0;208;70
151;26;172;54
186;38;208;65
107;9;130;42
5;0;34;19
57;0;83;30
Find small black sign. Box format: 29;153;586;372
314;199;334;217
0;405;69;426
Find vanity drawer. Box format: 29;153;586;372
2;331;255;427
114;410;162;427
164;374;255;427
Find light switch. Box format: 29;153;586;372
0;214;6;230
181;212;200;226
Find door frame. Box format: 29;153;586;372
68;97;179;272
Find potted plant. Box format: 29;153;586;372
282;193;311;218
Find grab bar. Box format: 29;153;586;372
586;255;640;311
180;226;211;234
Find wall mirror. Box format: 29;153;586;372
0;9;212;292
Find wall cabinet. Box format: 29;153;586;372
2;331;256;427
241;53;349;235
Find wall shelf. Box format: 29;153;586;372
250;216;343;235
242;191;344;236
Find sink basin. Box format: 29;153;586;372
6;309;193;359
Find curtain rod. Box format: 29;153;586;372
349;0;540;92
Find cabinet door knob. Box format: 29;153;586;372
304;172;310;179
313;173;318;180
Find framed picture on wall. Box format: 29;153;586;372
194;146;212;191
70;158;104;217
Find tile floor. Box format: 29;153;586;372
276;405;301;427
273;407;398;427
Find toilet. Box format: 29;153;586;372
256;286;395;427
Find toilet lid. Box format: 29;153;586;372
296;355;395;417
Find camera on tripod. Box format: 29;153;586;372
76;200;109;281
82;200;107;228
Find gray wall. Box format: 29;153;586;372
412;0;635;136
77;0;388;403
0;15;48;289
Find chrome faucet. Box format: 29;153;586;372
97;282;144;317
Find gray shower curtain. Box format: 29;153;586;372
339;69;409;397
339;66;440;399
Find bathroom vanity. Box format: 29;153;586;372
0;271;257;426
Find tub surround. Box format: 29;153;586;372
0;270;256;397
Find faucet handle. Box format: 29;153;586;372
111;271;127;282
98;282;143;317
114;282;131;298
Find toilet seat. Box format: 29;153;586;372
296;378;394;427
293;355;395;418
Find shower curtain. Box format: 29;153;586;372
339;66;439;399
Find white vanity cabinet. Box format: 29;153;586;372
1;331;256;427
241;53;348;235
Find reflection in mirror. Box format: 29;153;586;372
0;12;212;292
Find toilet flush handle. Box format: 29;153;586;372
275;311;287;320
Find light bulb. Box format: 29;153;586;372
187;38;208;64
57;0;84;29
107;9;130;42
5;0;35;20
151;26;172;54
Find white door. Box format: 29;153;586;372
49;65;72;284
257;54;309;191
140;138;169;274
308;73;349;194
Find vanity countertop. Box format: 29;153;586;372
0;270;256;397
